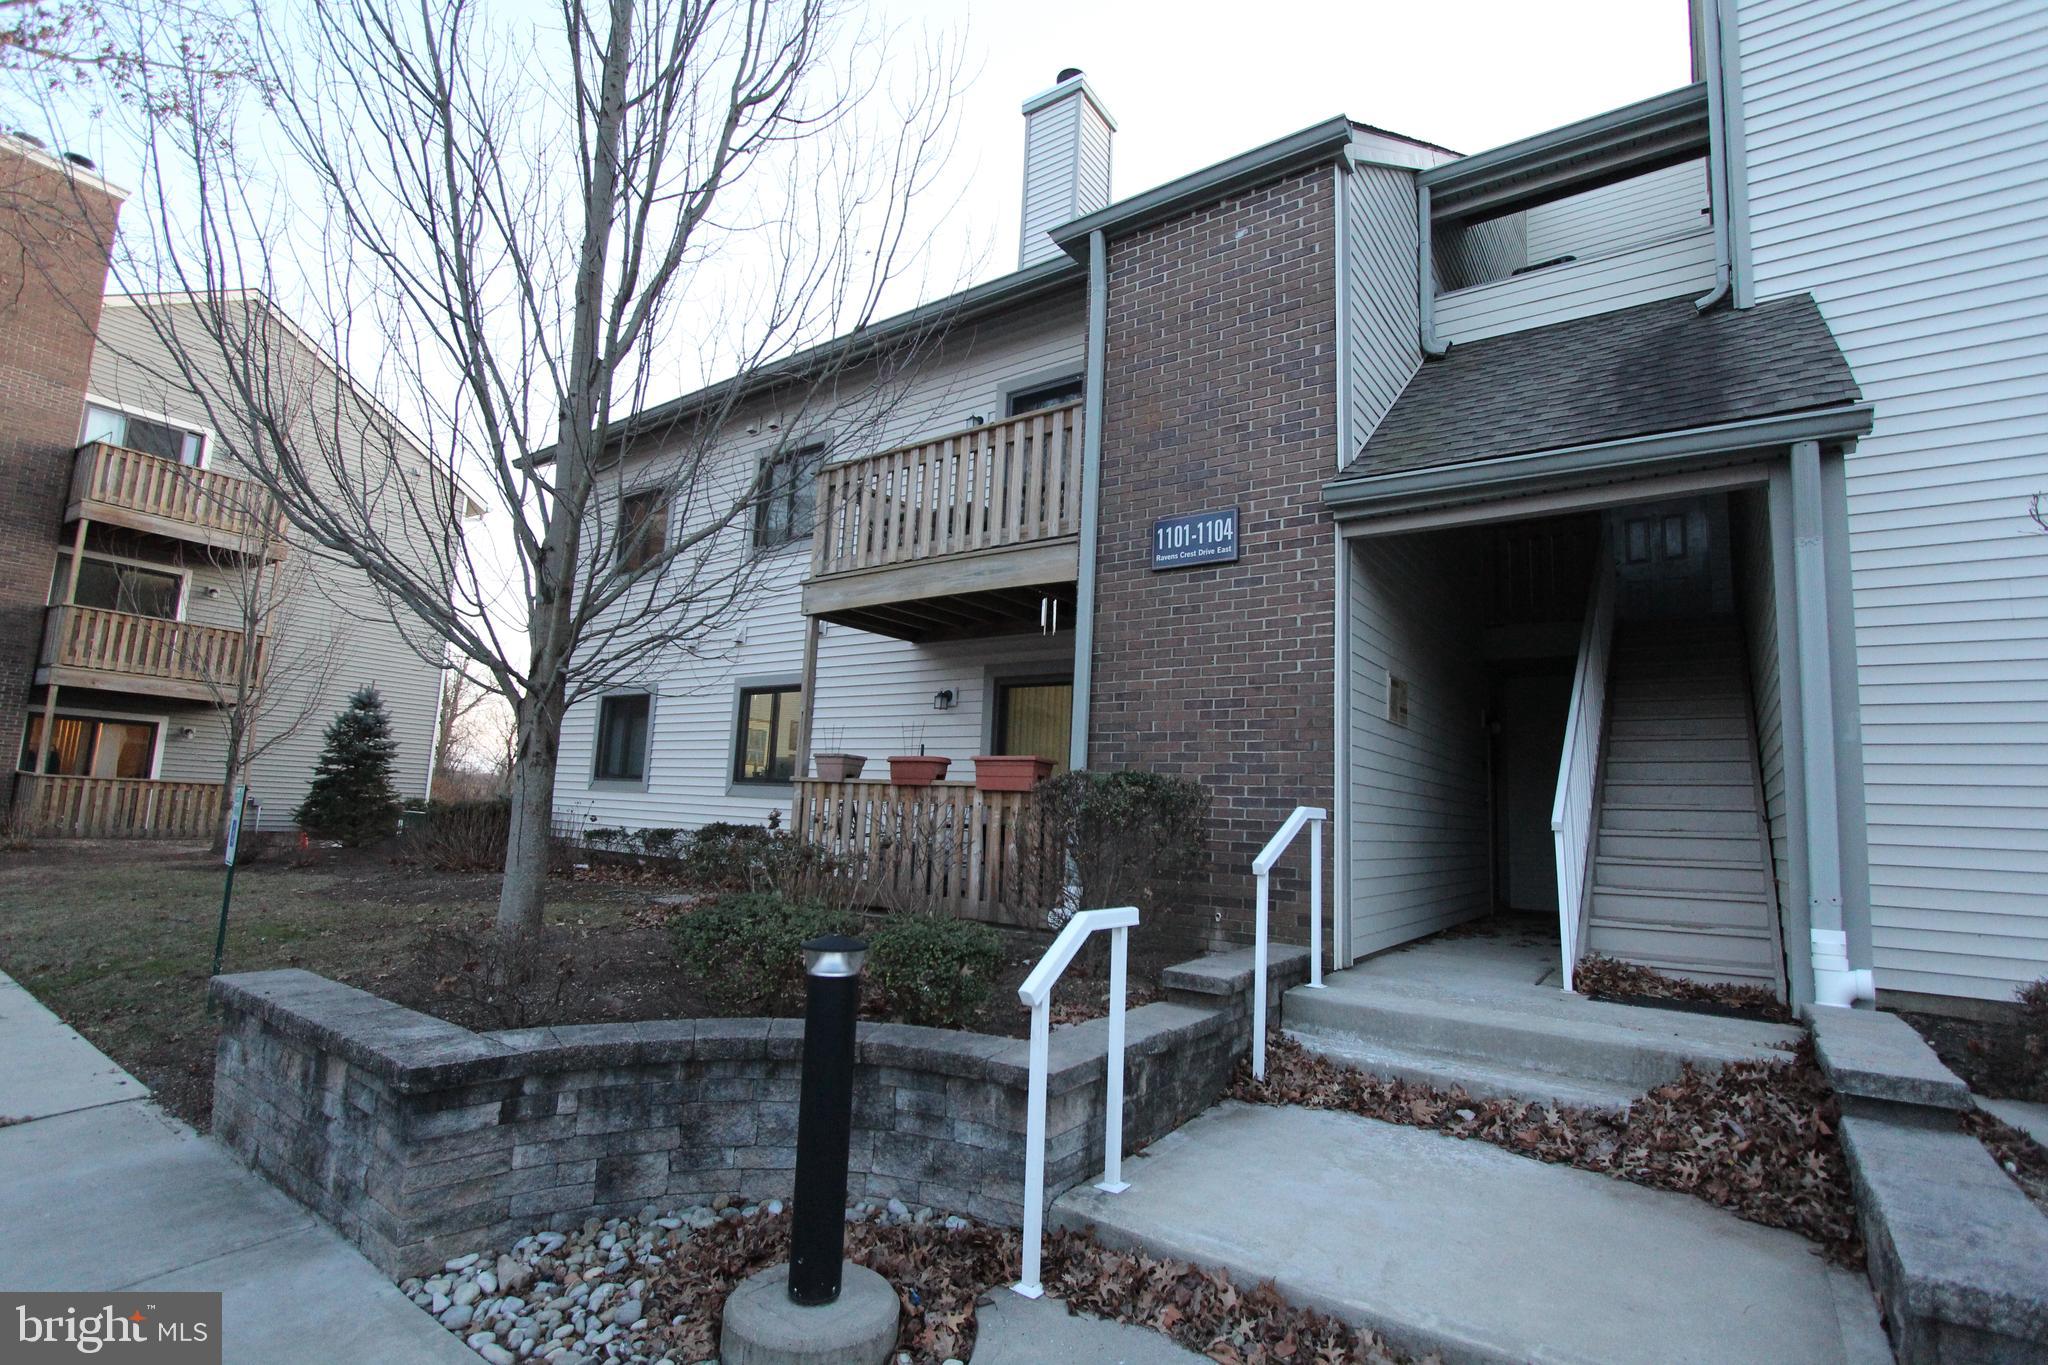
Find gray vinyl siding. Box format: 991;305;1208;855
82;303;448;826
1738;0;2048;1000
1343;163;1424;461
557;288;1088;836
1432;159;1715;345
1344;533;1492;956
1733;488;1790;921
1432;213;1526;294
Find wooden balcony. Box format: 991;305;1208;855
791;778;1058;926
18;774;224;839
802;403;1082;640
38;606;263;702
68;442;287;558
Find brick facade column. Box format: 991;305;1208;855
1086;167;1338;946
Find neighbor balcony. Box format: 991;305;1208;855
801;402;1082;640
17;774;224;839
68;441;288;558
38;606;265;703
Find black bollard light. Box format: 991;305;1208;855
787;932;868;1306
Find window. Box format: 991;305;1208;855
753;445;819;551
49;554;183;619
994;677;1072;773
82;402;205;465
733;685;800;784
1006;375;1084;416
593;693;651;783
19;714;157;777
615;490;669;573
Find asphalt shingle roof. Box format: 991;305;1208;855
1339;293;1861;481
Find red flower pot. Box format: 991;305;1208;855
973;755;1053;792
887;755;951;786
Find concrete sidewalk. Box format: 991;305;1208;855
1056;1101;1892;1365
0;970;472;1364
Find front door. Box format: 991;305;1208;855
993;677;1072;773
1608;497;1717;619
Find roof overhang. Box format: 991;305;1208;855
1420;82;1710;225
1323;402;1874;524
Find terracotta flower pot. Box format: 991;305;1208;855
812;752;868;782
887;755;951;786
973;755;1053;792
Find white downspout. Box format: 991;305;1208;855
1067;229;1109;773
1694;0;1733;312
1416;183;1447;358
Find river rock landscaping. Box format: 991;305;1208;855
404;1197;1405;1365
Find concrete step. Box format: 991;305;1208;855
1283;1027;1640;1114
1281;976;1788;1093
1593;854;1769;896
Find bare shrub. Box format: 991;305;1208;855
426;925;577;1030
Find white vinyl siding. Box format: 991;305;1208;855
1019;87;1111;269
1432;158;1715;345
1344;532;1492;957
1738;0;2048;1001
1343;162;1424;461
557;288;1088;835
83;303;448;827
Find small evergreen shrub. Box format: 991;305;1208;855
867;914;1004;1029
296;685;403;845
680;822;778;888
670;892;856;1013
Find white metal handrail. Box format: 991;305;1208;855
1550;565;1616;993
1013;904;1140;1300
1250;805;1328;1081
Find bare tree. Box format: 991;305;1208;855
124;0;964;939
433;658;508;800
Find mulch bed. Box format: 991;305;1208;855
1573;954;1794;1024
1232;1033;1862;1265
1901;1007;2047;1103
640;1211;1408;1364
1963;1109;2048;1214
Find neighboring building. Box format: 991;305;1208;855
0;137;464;837
562;1;2046;1012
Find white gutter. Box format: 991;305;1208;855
1716;0;1756;308
1693;0;1733;312
1067;229;1109;773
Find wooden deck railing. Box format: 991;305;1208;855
791;778;1058;926
19;774;224;839
44;606;261;691
71;442;286;551
810;402;1083;579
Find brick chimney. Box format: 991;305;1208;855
1018;68;1115;269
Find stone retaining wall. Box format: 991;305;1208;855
208;947;1306;1278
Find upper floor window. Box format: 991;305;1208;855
754;444;819;551
616;489;669;573
49;553;183;619
593;692;651;783
82;402;205;466
1007;375;1084;416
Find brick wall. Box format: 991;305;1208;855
0;145;122;803
209;948;1304;1277
1089;167;1338;944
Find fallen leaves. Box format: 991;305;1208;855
1572;955;1793;1023
1961;1108;2048;1212
1233;1033;1863;1266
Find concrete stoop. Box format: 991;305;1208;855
1052;1102;1888;1365
1809;1006;2048;1362
1281;936;1802;1113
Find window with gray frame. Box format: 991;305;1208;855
754;445;819;550
1006;375;1084;416
732;685;800;783
594;693;651;782
616;489;669;572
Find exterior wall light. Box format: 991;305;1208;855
932;688;956;711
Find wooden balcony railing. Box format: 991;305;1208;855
70;442;286;555
42;606;261;698
18;774;224;839
791;778;1058;926
810;402;1083;580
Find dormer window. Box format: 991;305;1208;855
81;402;207;466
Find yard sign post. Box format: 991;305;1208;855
210;785;252;982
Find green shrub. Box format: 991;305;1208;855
1033;770;1209;921
680;822;778;888
866;914;1004;1029
670;892;857;1013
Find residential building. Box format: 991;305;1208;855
563;0;2046;1013
0;137;462;837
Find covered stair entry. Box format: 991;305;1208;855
1584;616;1784;993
